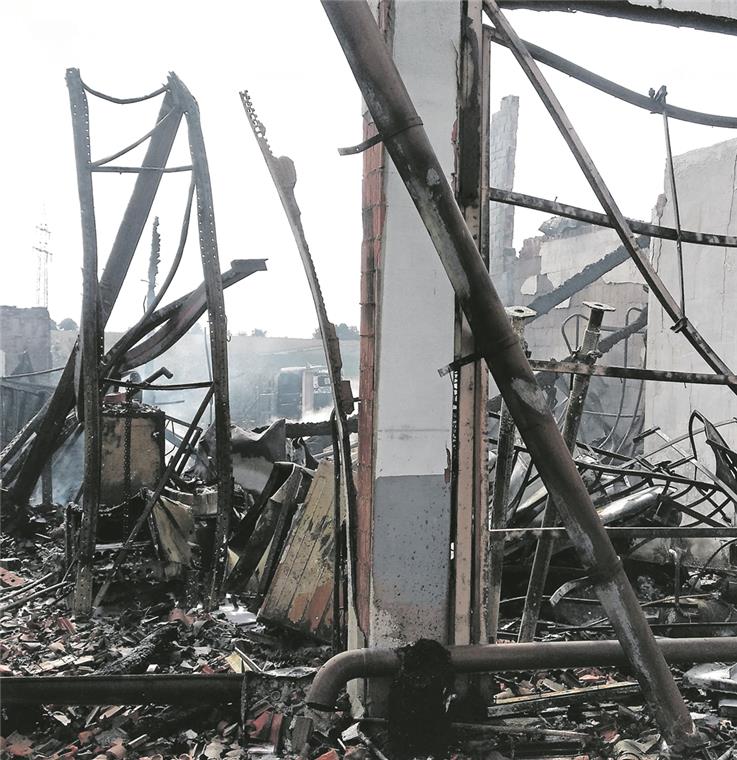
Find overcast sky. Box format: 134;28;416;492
1;1;735;338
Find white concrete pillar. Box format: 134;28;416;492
365;0;459;649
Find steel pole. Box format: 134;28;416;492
321;1;698;752
518;302;612;642
488;307;535;642
66;69;102;617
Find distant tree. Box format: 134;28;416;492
58;317;78;331
336;323;359;340
312;323;359;340
251;328;267;337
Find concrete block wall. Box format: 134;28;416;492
643;137;737;564
645;138;737;450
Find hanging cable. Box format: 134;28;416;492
651;85;687;319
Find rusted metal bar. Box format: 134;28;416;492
103;378;212;391
91;110;175;168
483;0;736;398
495;1;737;36
529;359;737;387
91;164;192;173
484;27;737;130
1;366;65;380
485;307;647;414
453;0;489;648
330;411;344;652
655;86;686;316
92;387;214;607
321;1;698;751
492;526;737;538
116;260;266;372
169;75;233;610
8;87;183;505
82;81;167;104
518;302;612;643
442;254;647;381
488;307;535;643
66;69;102;618
488;187;737;248
241;91;359;640
307;636;737;711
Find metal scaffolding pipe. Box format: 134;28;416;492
322;0;698;751
307;636;737;711
488;187;737;248
483;0;736;394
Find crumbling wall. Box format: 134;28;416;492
0;305;52;375
489;95;519;307
509;223;648;444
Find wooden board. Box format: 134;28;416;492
258;462;334;642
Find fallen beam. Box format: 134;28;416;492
489;187;737;248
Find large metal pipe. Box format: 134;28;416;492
307;636;737;711
321;0;697;751
5;636;736;708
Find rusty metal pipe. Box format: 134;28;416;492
307;636;737;710
321;1;697;750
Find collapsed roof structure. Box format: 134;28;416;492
2;1;737;758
